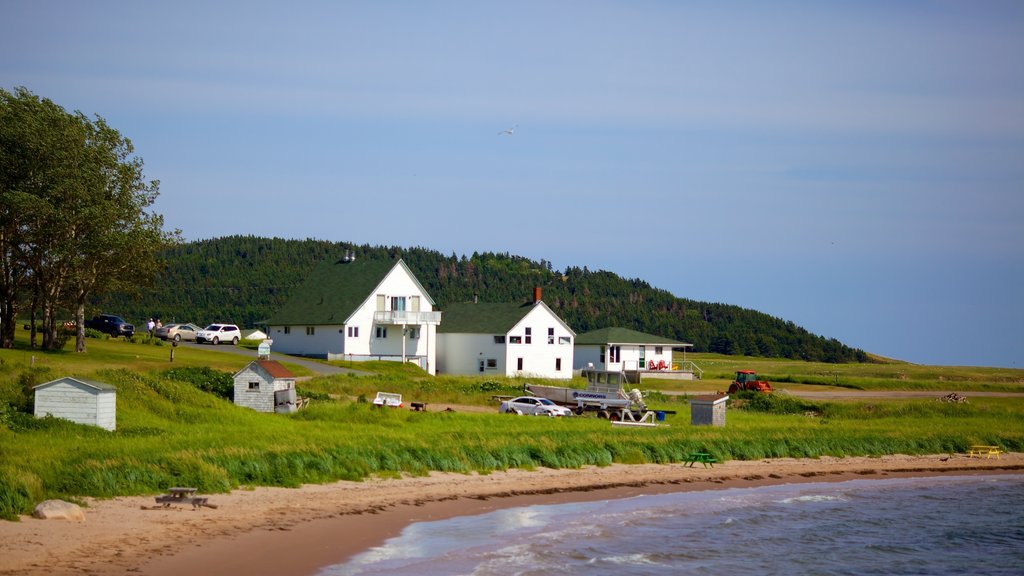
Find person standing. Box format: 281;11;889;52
147;318;155;337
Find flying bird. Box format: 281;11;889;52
498;124;518;136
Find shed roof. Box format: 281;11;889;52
256;360;295;379
266;256;434;325
33;377;116;392
574;327;691;347
690;393;729;404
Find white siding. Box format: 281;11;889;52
33;379;116;431
574;345;604;371
573;343;676;371
504;305;574;380
437;333;507;375
268;324;345;356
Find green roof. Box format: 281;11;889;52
267;256;431;325
438;301;538;334
575;327;690;347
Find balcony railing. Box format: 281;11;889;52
373;310;442;325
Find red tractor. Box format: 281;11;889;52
728;370;773;394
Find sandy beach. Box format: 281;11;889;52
1;453;1020;576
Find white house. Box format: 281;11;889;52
33;377;116;431
437;290;575;380
233;360;297;413
266;255;441;374
574;327;694;377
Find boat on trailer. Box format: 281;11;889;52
526;369;649;420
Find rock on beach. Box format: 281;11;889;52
33;500;85;521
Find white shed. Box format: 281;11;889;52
33;377;117;431
233;360;297;413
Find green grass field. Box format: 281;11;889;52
1;332;1022;521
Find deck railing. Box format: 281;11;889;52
373;310;442;325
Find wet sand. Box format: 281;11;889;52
1;453;1020;576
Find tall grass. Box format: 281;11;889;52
1;337;1023;520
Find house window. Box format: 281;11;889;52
517;358;523;371
525;327;532;344
284;326;291;335
655;346;663;355
408;327;419;339
600;346;605;363
555;358;562;371
306;326;315;336
392;296;406;311
559;336;571;345
376;327;387;339
376;294;386;311
409;295;420;312
486;358;497;370
509;336;522;344
548;327;555;344
347;326;359;337
493;335;506;344
639;345;646;368
248;382;260;391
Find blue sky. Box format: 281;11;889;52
3;1;1022;367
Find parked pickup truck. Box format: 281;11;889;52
84;314;135;338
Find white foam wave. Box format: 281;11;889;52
777;494;849;505
596;553;663;567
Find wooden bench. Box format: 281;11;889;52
685;452;717;468
410;402;427;412
967;445;1002;459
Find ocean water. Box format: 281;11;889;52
322;475;1024;576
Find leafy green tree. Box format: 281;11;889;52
0;87;177;351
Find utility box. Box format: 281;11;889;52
690;394;728;426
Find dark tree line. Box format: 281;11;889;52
97;236;869;363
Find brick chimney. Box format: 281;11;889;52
533;286;542;303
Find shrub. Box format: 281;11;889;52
734;391;817;415
162;367;234;400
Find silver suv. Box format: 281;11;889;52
196;324;241;345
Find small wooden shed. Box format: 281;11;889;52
690;393;728;427
233;360;297;413
33;377;117;431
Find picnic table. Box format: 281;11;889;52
967;445;1002;459
155;487;210;509
685;452;717;468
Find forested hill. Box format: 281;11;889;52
97;236;869;363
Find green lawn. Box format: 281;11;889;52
1;333;1022;521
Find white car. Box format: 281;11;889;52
195;324;241;345
499;396;574;417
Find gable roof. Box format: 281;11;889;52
575;327;691;347
267;256;433;325
439;300;574;336
34;377;116;392
234;360;295;380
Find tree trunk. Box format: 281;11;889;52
75;299;87;353
0;296;15;348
